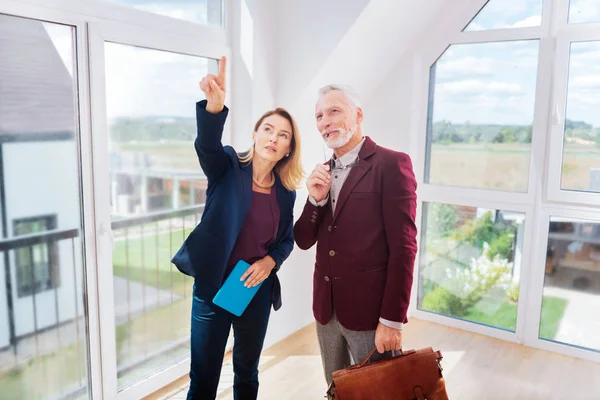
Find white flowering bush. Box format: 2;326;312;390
423;243;518;316
444;243;513;305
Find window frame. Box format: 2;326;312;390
462;0;545;33
88;19;231;400
410;0;600;364
546;30;600;206
0;3;104;399
0;0;231;398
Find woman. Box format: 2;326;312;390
171;56;303;400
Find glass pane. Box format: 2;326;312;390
103;0;223;26
105;43;214;389
426;41;539;192
464;0;542;31
542;217;600;351
569;0;600;24
560;42;600;194
418;203;524;331
0;15;90;399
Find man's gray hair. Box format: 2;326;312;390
318;84;361;109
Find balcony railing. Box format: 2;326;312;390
0;204;204;399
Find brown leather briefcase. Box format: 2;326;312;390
326;347;449;399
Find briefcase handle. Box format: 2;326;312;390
349;347;416;370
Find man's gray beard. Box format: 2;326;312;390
324;128;354;149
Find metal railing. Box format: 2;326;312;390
0;204;204;399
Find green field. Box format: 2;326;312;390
429;143;600;192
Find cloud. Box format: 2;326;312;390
439;80;523;96
105;43;209;118
511;15;542;28
570;75;600;89
439;56;494;74
464;22;485;31
568;92;600;106
466;0;542;30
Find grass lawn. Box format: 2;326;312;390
0;337;88;399
429;143;600;192
0;297;192;399
463;296;568;339
112;227;193;297
0;226;195;399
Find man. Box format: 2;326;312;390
293;84;418;384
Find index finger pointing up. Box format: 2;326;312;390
218;56;227;81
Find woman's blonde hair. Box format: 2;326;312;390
238;108;304;191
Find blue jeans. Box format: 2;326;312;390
187;277;272;400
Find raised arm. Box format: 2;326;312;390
194;56;232;182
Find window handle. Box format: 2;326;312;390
98;223;115;250
552;103;562;126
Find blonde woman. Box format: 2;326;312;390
172;56;303;399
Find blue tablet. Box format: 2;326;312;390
212;260;263;316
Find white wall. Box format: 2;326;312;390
238;0;458;350
225;0;493;351
228;0;280;151
4;141;84;336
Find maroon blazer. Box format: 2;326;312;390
294;137;417;331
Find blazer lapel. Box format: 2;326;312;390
331;137;377;224
332;161;371;223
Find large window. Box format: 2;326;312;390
426;41;539;192
560;41;600;194
104;42;214;389
542;216;600;351
14;215;60;297
417;0;600;363
0;14;89;400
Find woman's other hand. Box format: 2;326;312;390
240;256;276;288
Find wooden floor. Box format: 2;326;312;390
147;318;600;399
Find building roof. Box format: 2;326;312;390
0;14;75;136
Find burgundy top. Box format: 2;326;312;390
225;189;280;276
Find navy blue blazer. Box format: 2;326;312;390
171;100;296;310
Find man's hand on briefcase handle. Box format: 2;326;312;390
374;323;402;353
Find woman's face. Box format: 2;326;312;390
253;114;293;163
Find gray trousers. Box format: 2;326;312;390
316;311;399;385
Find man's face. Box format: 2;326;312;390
315;90;361;149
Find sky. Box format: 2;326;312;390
104;43;213;119
42;5;217;120
41;0;600;127
432;0;600;127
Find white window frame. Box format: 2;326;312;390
0;2;104;399
1;1;232;399
409;0;600;363
546;28;600;207
9;0;226;36
410;197;536;345
524;206;600;363
88;21;230;400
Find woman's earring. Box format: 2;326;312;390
285;153;290;157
